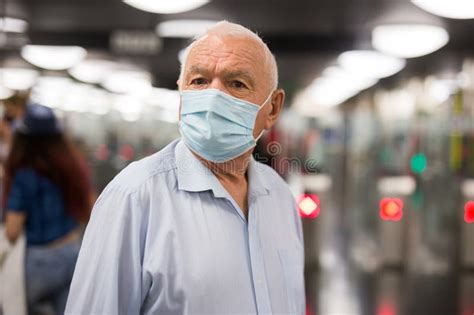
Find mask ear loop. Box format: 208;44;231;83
254;90;274;141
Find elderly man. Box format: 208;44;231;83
65;21;305;314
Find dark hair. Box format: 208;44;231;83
3;132;92;223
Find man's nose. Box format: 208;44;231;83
209;79;229;94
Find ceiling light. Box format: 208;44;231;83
62;85;111;114
36;76;74;87
306;79;360;107
145;88;180;110
144;88;180;122
113;95;143;122
102;70;152;95
323;67;378;90
375;89;416;120
62;83;94;113
69;60;119;84
30;76;74;109
338;50;406;79
372;24;449;58
0;17;28;33
0;68;39;90
427;78;457;103
21;45;87;71
87;88;112;115
412;0;474;19
304;67;378;107
123;0;209;14
156;19;217;38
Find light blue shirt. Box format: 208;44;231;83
65;139;305;315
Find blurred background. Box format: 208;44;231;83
1;0;474;314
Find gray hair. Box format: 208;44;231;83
178;21;278;91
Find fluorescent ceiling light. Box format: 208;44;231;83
31;76;112;114
36;76;74;87
338;50;406;79
306;79;360;107
102;70;152;95
113;95;143;122
0;68;39;90
31;76;74;109
144;88;180;122
305;67;378;107
69;60;119;84
323;67;378;91
62;85;111;114
375;89;416;120
21;45;87;71
292;90;337;117
145;88;180;110
62;83;95;113
157;19;217;38
427;78;458;103
87;88;112;115
372;24;449;58
0;17;28;33
123;0;209;14
412;0;474;19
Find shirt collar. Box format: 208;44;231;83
247;156;270;198
175;139;270;198
175;140;227;198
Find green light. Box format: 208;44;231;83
411;153;427;174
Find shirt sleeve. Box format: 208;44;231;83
6;170;34;213
65;186;150;315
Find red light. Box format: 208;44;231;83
95;144;110;161
465;201;474;223
119;144;135;161
462;307;474;315
297;194;320;219
377;300;396;315
379;198;403;221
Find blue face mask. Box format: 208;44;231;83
179;88;273;163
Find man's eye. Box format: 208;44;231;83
190;78;207;85
231;81;247;89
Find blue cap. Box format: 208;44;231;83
15;104;62;136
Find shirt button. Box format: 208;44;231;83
257;279;262;284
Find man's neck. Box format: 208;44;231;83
192;150;253;216
194;151;252;184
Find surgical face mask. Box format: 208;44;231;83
179;88;273;163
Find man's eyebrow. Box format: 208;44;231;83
186;66;211;76
222;70;256;86
185;66;256;86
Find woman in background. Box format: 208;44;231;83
3;104;92;315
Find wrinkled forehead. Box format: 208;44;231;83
185;35;268;79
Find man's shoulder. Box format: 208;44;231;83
105;139;180;193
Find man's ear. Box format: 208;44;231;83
264;89;285;130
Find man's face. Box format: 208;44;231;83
180;35;283;138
